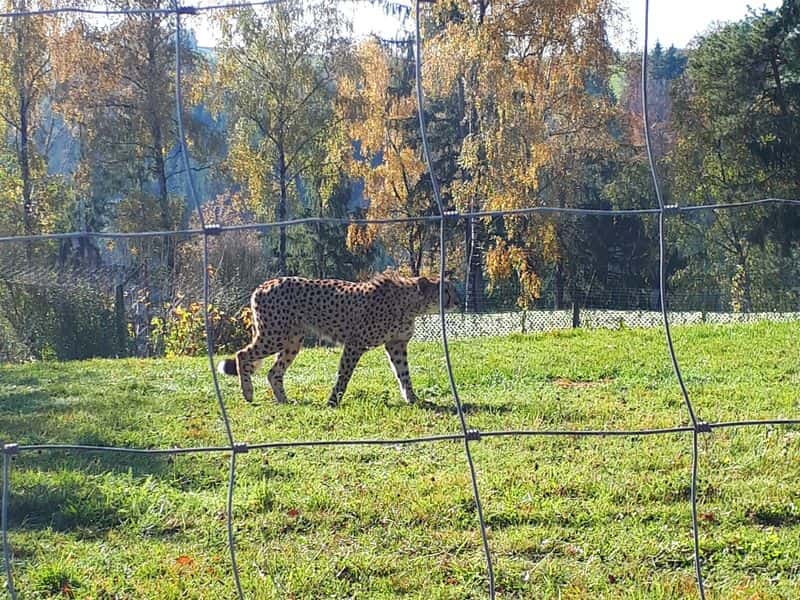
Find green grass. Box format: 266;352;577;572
1;320;799;599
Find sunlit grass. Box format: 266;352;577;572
1;320;798;598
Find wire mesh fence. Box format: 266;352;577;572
1;1;800;599
411;308;800;341
2;220;797;359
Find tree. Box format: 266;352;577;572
419;0;620;310
54;1;213;280
42;1;214;355
662;45;687;80
0;0;74;242
669;0;800;311
213;1;349;276
336;38;439;277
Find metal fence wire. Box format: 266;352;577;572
2;1;800;599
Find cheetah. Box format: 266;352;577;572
217;273;458;407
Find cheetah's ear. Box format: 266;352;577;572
416;276;438;296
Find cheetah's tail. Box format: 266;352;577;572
217;359;238;376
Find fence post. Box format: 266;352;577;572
114;283;126;357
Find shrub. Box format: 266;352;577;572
149;301;252;358
0;282;127;361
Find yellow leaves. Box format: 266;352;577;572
486;191;518;212
344;40;419;159
421;0;617;217
517;269;543;310
240;307;253;332
155;300;252;358
225;137;279;220
338;38;439;269
364;147;426;212
346;223;378;253
423;23;472;97
458;134;481;172
539;221;560;263
486;239;515;284
485;237;542;308
344;40;391;156
486;239;526;286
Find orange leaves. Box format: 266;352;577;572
427;0;617;209
175;555;194;569
486;192;518;213
345;41;392;156
338;39;437;269
486;239;515;283
457;134;481;172
538;221;560;263
346;223;378;253
420;0;618;307
517;269;543;309
486;238;542;309
422;21;475;97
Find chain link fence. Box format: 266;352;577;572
412;309;800;341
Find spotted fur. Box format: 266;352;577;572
218;273;458;406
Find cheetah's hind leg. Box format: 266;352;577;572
267;336;303;403
231;337;282;403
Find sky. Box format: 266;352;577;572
620;0;783;49
191;0;784;49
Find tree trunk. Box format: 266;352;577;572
742;271;752;314
144;25;175;277
277;146;288;276
465;216;483;313
114;283;127;357
315;219;324;279
554;258;565;310
736;254;753;313
151;122;175;283
14;15;34;250
570;279;581;328
769;54;789;118
554;193;567;310
19;97;33;237
407;227;419;277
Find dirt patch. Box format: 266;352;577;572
552;377;611;389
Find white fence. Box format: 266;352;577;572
412;309;800;341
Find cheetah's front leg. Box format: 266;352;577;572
327;345;365;407
385;339;418;404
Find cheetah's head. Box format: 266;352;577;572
416;276;459;312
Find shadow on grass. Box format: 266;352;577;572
416;399;515;415
748;506;800;527
0;365;91;397
7;477;128;535
13;445;171;473
1;389;59;415
0;404;182;459
5;455;184;537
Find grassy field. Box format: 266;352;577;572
1;320;799;599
